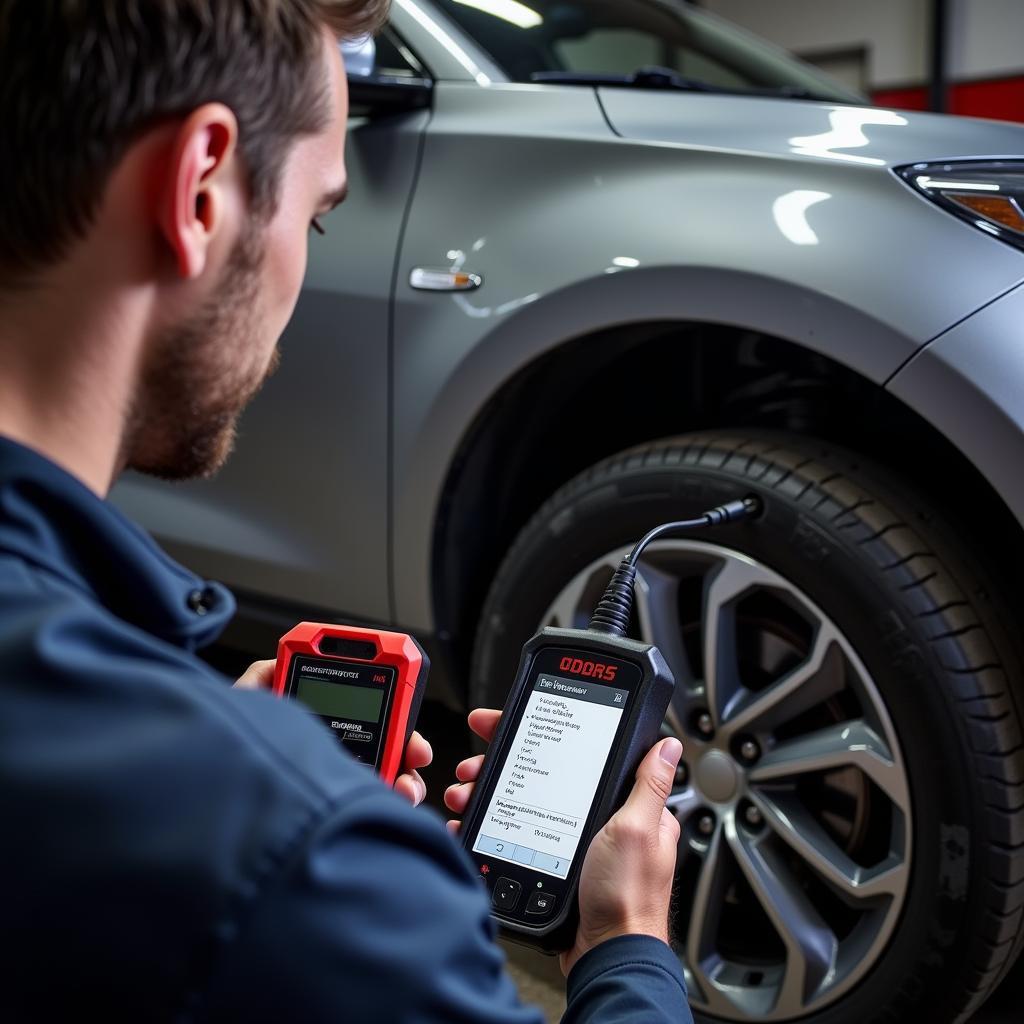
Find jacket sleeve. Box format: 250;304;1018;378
194;758;693;1024
563;935;693;1024
196;786;548;1024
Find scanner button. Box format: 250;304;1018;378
526;891;557;917
492;877;522;912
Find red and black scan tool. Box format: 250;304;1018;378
273;623;429;786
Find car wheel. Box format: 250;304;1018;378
471;432;1024;1023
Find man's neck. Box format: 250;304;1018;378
0;261;150;497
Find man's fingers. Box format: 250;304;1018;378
456;754;485;783
468;708;501;744
394;770;427;806
234;659;275;690
446;819;462;835
404;731;433;772
444;781;474;814
619;737;682;828
444;711;498;831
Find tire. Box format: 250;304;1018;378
471;432;1024;1024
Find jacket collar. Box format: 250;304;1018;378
0;436;234;651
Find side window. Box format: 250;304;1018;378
672;49;751;91
554;29;754;92
554;30;660;74
343;28;427;80
374;29;427;78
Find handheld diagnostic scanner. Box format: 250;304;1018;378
273;623;429;786
460;628;673;952
460;498;760;952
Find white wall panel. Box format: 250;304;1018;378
704;0;930;87
950;0;1024;78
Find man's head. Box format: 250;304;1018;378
0;1;384;481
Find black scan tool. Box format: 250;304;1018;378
461;497;760;952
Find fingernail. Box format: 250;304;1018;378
660;737;683;765
416;779;427;805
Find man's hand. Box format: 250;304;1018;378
393;730;433;807
234;659;433;807
444;708;682;976
559;736;681;974
234;659;276;690
442;708;501;833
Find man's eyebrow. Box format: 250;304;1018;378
320;183;349;212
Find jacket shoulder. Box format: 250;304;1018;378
0;555;382;1016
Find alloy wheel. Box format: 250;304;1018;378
542;540;912;1021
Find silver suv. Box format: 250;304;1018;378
116;2;1024;1021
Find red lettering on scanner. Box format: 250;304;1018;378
559;656;618;682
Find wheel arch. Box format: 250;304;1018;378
429;318;1024;700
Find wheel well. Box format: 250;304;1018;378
433;321;1024;692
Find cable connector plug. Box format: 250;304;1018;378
587;495;762;638
704;496;762;526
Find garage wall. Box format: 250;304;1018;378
702;0;930;88
952;0;1024;79
702;0;1024;122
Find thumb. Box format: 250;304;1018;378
620;737;682;829
234;659;276;690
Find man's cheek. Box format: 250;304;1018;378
286;244;309;309
278;264;307;337
268;232;309;328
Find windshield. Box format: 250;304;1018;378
430;0;861;102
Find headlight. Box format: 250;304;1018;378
896;160;1024;252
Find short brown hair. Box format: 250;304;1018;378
0;0;388;285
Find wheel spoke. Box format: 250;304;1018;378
752;791;908;902
748;720;909;812
720;626;845;739
635;561;697;732
702;557;758;727
542;553;622;630
683;828;736;1016
542;570;588;630
727;821;839;1016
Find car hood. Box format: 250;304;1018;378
598;90;1024;167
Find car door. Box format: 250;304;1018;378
113;32;431;628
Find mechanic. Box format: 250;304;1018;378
0;3;692;1021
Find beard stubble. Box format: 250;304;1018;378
125;224;280;481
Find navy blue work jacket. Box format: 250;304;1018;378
0;436;692;1023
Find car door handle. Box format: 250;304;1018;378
410;268;483;292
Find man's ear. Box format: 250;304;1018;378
157;104;240;280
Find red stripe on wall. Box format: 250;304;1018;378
872;75;1024;123
871;86;929;111
951;76;1024;122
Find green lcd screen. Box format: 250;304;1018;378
295;677;385;722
